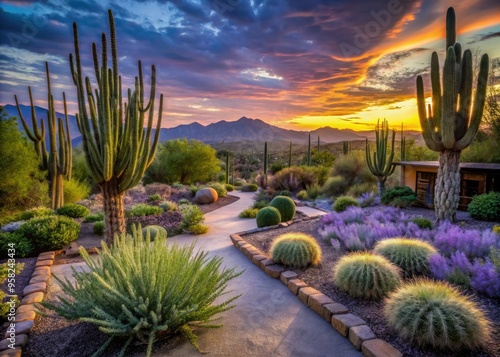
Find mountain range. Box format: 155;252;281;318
3;104;422;146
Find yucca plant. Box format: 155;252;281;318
43;226;242;356
373;238;437;276
384;279;491;350
333;252;401;299
270;233;322;268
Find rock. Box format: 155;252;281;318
195;188;218;204
361;339;402;357
20;292;44;305
349;325;376;350
331;313;366;336
65;241;81;257
23;282;47;296
3;320;33;338
0;334;28;349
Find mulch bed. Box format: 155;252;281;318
243;218;500;357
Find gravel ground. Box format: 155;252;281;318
243;217;500;357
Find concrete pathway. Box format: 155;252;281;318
48;191;361;357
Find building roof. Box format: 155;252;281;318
394;161;500;171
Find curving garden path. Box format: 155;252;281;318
48;191;362;357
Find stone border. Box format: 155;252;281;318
230;230;403;357
0;251;55;357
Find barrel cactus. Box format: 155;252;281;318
270;233;322;268
256;206;281;228
269;195;296;222
142;225;167;240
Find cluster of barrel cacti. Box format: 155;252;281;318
269;195;296;221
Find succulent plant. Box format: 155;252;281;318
270;232;322;268
256;206;281;228
269;195;296;222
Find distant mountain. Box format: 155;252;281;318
3;105;422;145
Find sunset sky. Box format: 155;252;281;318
0;0;499;131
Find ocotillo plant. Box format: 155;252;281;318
15;62;72;209
288;141;292;167
70;10;163;243
366;119;395;196
262;141;268;188
343;141;350;155
416;7;489;222
225;152;229;184
307;132;311;166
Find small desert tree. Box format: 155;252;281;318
70;10;163;243
416;7;489;222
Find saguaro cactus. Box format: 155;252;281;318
317;136;320;152
225;152;229;184
262;141;268;187
307;132;311;166
288;141;292;168
416;7;489;222
400;123;406;161
70;10;163;243
366;119;395;196
343;141;350;155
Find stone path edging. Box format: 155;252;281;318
230;226;403;357
0;251;55;357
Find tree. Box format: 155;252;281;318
0;107;48;213
416;7;489;222
144;139;220;185
311;149;335;167
70;10;163;243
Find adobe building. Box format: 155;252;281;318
394;161;500;210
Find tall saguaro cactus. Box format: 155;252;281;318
15;62;72;209
416;7;489;222
288;141;292;167
400;123;406;161
70;10;163;243
307;132;311;166
225;152;230;184
366;119;395;196
262;141;268;188
343;141;350;155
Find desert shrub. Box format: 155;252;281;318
494;225;500;234
43;227;241;356
18;206;55;221
331;151;375;187
347;182;377;197
63;178;92;204
306;183;321;200
270;233;322;268
179;204;205;231
357;191;380;208
411;217;433;230
270;166;316;192
302;165;330;186
0;231;33;258
252;200;268;209
296;190;308;200
56;203;90;218
384;279;491;350
256;207;281;228
142;225;167;240
209;182;227;197
391;196;416;208
241;184;258;192
239;208;259;218
279;190;292;197
177;198;190;205
468;192;500;221
333;252;401;299
84;212;104;222
321;176;349;198
18;215;80;253
270;161;286;174
93;221;105;236
233;179;246;186
127;204;163;217
381;186;416;205
148;193;162;203
225;184;234;192
189;185;199;197
373;238;437;276
189;223;209;235
269;195;296;222
333;196;359;212
159;200;178;211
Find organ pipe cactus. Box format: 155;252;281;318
70;10;163;243
416;7;489;222
366;119;395;196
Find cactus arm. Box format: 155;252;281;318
430;52;442;127
446;7;456;49
416;76;443;152
455;49;472;140
442;47;457;149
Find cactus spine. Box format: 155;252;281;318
366;119;396;196
70;10;163;243
288;141;292;167
225;152;229;184
307;132;311;166
14;62;72;209
416;7;489;222
262;141;268;187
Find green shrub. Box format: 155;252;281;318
18;215;80;253
256;207;281;228
63;178;91;204
189;223;209;235
333;196;360;212
381;186;416;205
321;176;349;198
159;200;178;211
468;192;500;221
391;196;416;208
225;184;234;192
209;182;227;197
296;190;308;200
347;182;377;197
179;204;205;230
189;185;200;197
302;165;330;186
18;206;55;221
84;212;104;222
43;226;242;356
270;233;322;268
177;198;190;205
373;238;437;276
56;203;90;218
142;225;167;240
306;183;321;200
233;179;246;186
148;193;162;203
271;166;316;191
384;279;491;350
93;221;105;236
252;200;268;209
0;232;33;258
411;217;433;230
241;184;258;192
494;225;500;234
239;208;259;218
269;196;296;222
279;190;292;197
333;252;401;299
127;204;163;217
0;262;24;282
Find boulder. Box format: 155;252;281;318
195;188;218;204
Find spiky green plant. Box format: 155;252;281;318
256;206;281;228
270;232;322;268
384;279;491;350
238;207;259;218
373;238;437;277
141;225;167;240
333;252;401;299
15;63;73;209
70;10;163;243
43;226;241;356
365;119;395;197
416;7;489;222
269;195;296;222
